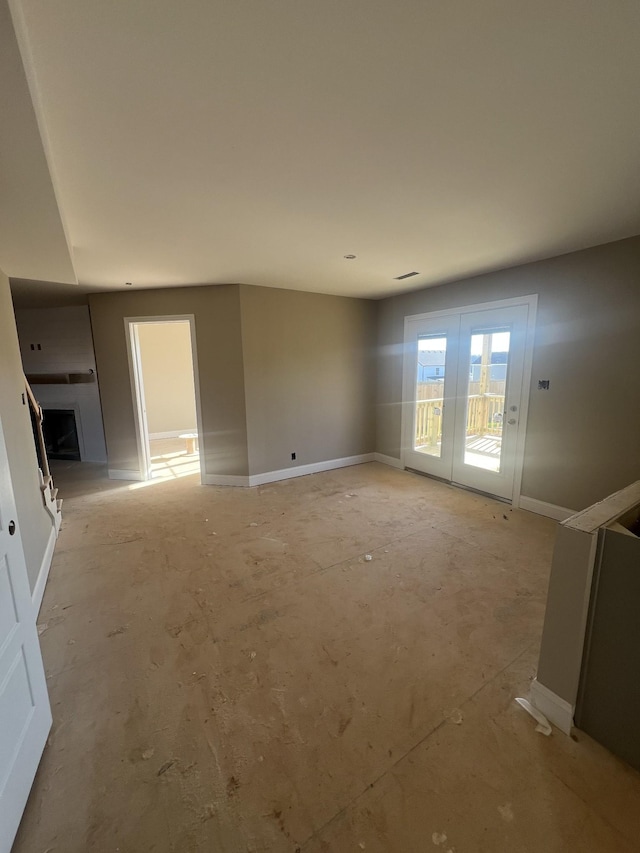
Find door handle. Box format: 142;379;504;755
507;418;517;425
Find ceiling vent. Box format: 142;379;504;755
394;271;419;280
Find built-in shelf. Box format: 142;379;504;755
26;371;96;385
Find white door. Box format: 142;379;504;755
403;299;535;502
0;417;52;853
402;313;460;481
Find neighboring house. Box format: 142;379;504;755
417;349;446;381
470;352;508;382
418;350;508;382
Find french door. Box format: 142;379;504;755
402;298;536;502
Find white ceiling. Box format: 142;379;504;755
3;0;640;300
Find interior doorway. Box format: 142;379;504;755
402;296;537;504
126;316;204;482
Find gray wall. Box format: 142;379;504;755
240;285;376;476
0;269;54;592
376;236;640;511
89;286;249;477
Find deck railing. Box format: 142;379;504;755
415;394;505;448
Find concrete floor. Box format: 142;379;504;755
14;462;640;852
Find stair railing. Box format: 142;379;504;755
24;374;51;482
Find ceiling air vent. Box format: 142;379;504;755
394;271;419;280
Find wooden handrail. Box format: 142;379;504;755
24;373;50;480
24;377;42;420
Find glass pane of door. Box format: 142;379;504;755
414;335;446;458
463;328;510;472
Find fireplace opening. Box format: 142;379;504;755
41;409;81;461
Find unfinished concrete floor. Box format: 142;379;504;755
14;462;640;852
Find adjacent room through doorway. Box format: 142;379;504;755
128;317;202;482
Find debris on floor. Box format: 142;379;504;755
364;554;373;561
515;697;552;735
20;462;637;853
498;802;514;822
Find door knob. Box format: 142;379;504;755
507;418;517;425
8;520;16;535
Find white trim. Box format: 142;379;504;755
374;453;404;469
148;430;194;440
202;454;375;488
404;294;539;323
510;295;538;508
519;496;577;521
530;678;574;735
108;469;145;481
202;473;251;487
248;454;374;486
125;320;151;479
32;525;56;618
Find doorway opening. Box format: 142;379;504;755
126;316;204;482
402;296;537;505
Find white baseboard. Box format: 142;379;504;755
247;453;375;487
32;525;56;618
202;473;251;487
202;454;376;488
149;430;195;440
373;453;404;470
519;496;577;521
108;469;145;481
530;678;574;735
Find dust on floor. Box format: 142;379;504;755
14;462;640;852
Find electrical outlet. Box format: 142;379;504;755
291;452;296;461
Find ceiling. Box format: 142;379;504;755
3;0;640;301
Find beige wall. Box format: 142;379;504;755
376;235;640;511
89;286;248;477
0;269;54;592
137;322;197;436
240;285;376;476
90;284;376;480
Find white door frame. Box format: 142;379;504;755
401;295;538;507
124;315;205;483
